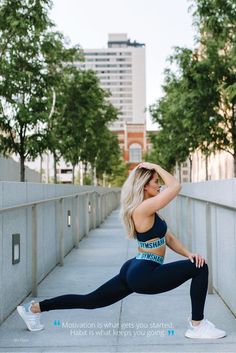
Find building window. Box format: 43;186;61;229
129;143;142;162
61;169;73;174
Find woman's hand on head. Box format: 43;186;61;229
187;252;207;268
138;162;157;170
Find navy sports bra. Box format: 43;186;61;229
136;213;167;250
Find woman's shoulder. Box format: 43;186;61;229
132;204;156;218
132;207;156;233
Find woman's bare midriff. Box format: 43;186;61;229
138;237;166;257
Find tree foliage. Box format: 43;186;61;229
0;0;79;181
0;0;123;184
58;68;120;184
148;0;236;178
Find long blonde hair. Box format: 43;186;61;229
120;166;156;239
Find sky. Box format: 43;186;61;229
49;0;197;129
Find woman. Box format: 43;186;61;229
17;162;226;339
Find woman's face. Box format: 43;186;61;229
144;173;160;198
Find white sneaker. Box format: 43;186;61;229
17;300;44;332
185;317;226;339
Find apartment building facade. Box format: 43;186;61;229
175;149;234;183
76;33;147;172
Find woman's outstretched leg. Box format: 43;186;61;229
17;270;133;331
39;273;133;312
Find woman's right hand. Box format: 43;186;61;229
138;162;157;170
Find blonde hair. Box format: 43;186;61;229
120;166;156;239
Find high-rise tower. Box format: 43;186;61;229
76;33;146;130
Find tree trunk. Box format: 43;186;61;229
79;161;83;185
40;154;43;183
232;103;236;177
188;156;192;183
91;164;97;186
20;155;25;182
103;173;106;187
47;153;50;183
93;165;97;186
234;155;236;178
53;152;57;184
72;164;75;184
90;165;94;184
178;162;182;183
84;162;88;177
205;155;208;181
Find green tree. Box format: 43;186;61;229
191;0;236;175
95;129;123;186
60;69;119;184
0;0;79;181
149;0;236;179
169;47;226;179
40;33;81;183
149;55;204;180
106;158;129;187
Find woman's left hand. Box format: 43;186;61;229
187;252;207;268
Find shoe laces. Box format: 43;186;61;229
202;319;215;329
25;303;42;326
28;312;42;326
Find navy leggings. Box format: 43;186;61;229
39;257;208;321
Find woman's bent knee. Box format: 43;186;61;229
200;262;209;272
196;261;208;274
202;262;209;272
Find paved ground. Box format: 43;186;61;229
0;208;236;353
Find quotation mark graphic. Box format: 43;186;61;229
54;320;61;327
167;329;175;336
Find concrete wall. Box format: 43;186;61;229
0;156;40;182
0;182;120;324
161;179;236;316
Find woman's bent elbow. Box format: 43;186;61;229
176;183;182;192
173;182;181;189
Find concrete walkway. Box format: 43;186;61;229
0;208;236;353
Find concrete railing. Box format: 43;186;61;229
0;182;120;324
161;179;236;317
